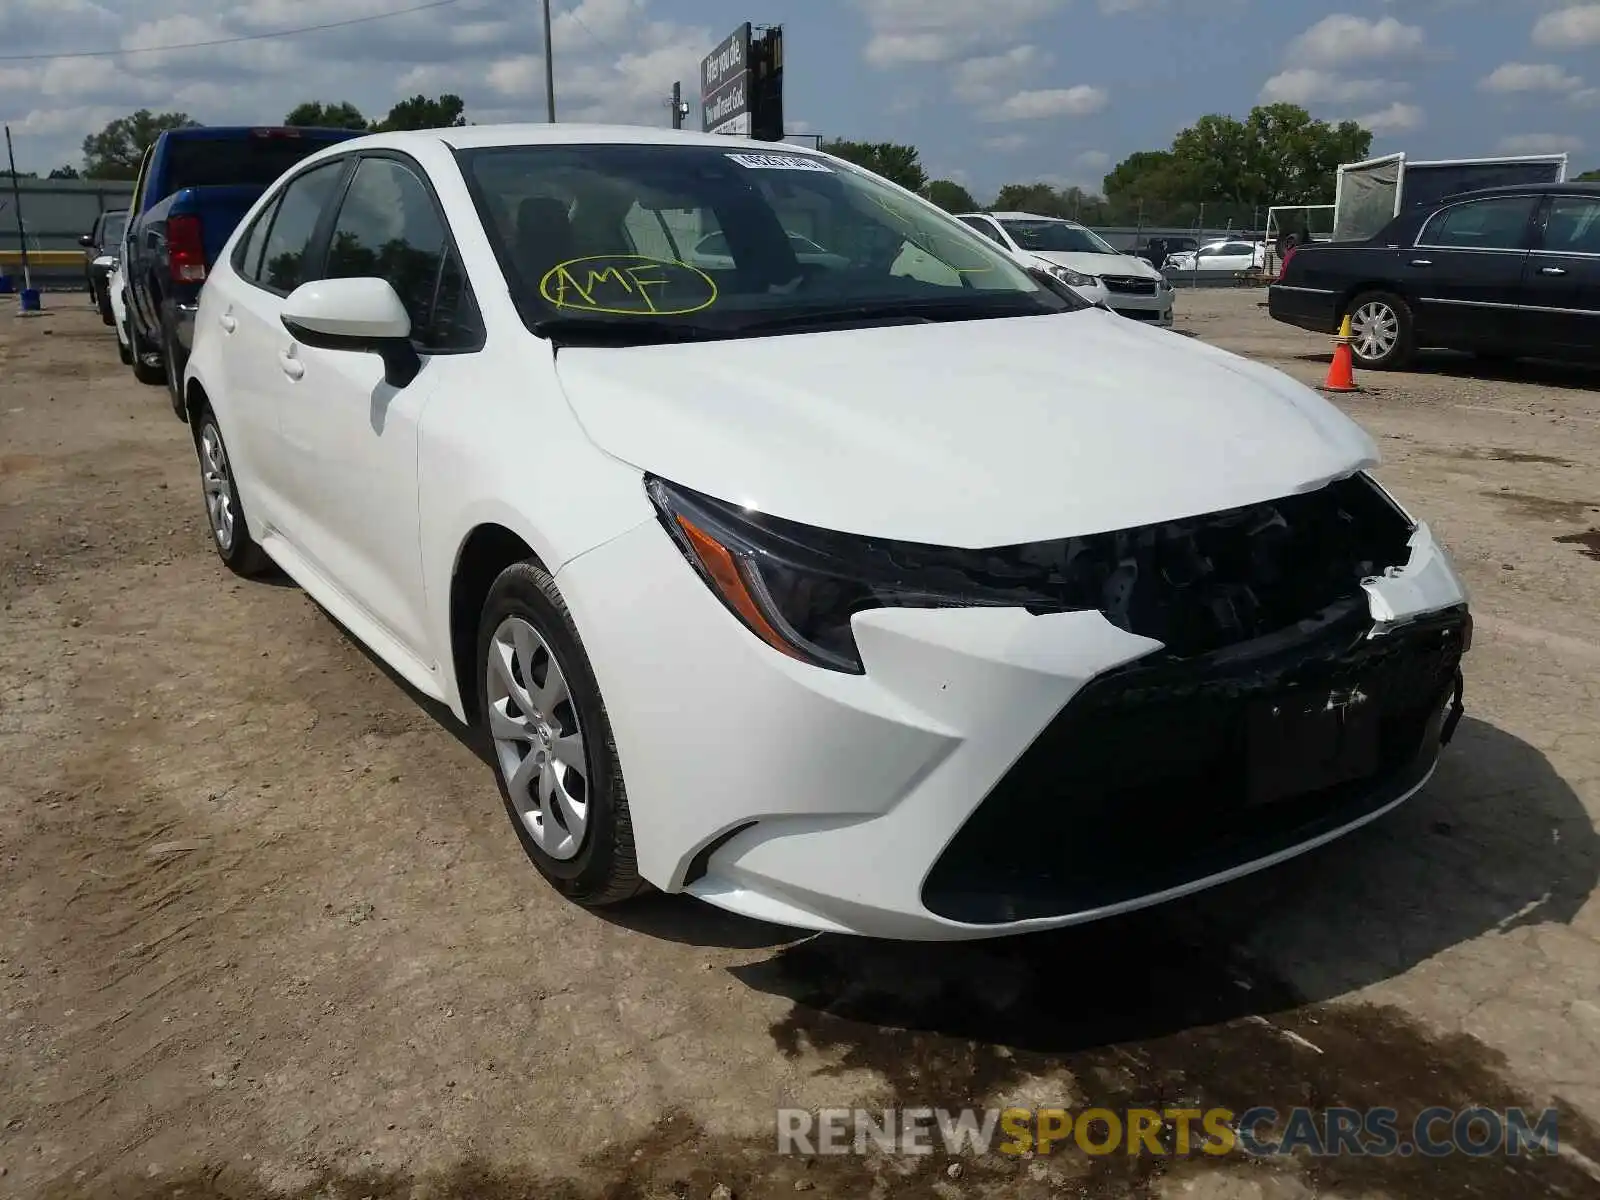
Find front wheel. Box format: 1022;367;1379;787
1346;291;1415;370
194;411;271;577
477;562;645;907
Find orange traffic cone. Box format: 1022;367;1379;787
1322;314;1357;393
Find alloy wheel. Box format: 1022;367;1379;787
486;616;589;861
199;424;236;552
1350;300;1399;361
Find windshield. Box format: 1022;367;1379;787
457;143;1077;339
999;219;1117;254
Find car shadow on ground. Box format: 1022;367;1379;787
1290;351;1600;392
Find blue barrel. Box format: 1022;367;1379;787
19;288;42;312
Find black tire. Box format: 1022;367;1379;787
193;409;272;577
1346;290;1415;371
476;561;646;907
162;326;187;419
130;320;166;386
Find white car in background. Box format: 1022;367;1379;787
957;211;1174;325
108;261;133;366
180;125;1470;940
1165;238;1267;274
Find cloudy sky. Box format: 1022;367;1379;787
2;0;1596;195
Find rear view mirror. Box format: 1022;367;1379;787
280;277;420;388
79;233;96;248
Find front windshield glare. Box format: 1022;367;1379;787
1000;220;1115;254
457;144;1076;332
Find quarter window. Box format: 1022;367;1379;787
1542;196;1600;255
324;156;482;351
1419;196;1538;251
256;161;346;294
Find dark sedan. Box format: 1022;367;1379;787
1268;182;1600;369
78;209;127;326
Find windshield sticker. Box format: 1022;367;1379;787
539;256;718;316
726;152;833;173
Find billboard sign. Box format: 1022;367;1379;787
701;23;751;136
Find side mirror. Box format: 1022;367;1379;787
79;233;96;248
280;277;421;388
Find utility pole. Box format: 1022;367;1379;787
4;125;32;294
670;81;685;129
541;0;556;122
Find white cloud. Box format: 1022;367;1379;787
1497;131;1584;154
1532;5;1600;49
1285;14;1426;67
985;86;1109;121
1074;149;1112;172
953;45;1049;102
1354;101;1426;134
1480;62;1584;93
854;0;1067;66
1260;69;1392;104
0;0;719;170
984;133;1030;152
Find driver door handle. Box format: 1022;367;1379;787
218;313;237;333
1410;259;1433;267
1540;266;1567;276
278;349;305;381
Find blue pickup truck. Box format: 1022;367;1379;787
121;125;365;414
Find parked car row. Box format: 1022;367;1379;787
87;123;1473;941
1270;181;1600;369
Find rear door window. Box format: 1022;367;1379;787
1419;196;1539;250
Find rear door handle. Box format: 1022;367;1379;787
278;350;304;381
1540;266;1567;276
218;313;237;333
1410;259;1432;267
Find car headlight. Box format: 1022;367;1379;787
1044;265;1097;288
646;478;1086;674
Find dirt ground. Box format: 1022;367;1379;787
2;290;1599;1200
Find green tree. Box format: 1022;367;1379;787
371;94;467;132
48;164;81;180
993;183;1071;217
1577;168;1600;182
284;101;369;130
82;110;201;179
922;179;977;212
819;140;927;192
1104;104;1372;213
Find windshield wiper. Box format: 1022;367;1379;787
532;317;725;347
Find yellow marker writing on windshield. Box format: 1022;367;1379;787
539;255;718;316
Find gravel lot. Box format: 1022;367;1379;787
2;290;1599;1199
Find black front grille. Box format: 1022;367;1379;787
1113;307;1162;320
921;605;1469;924
1101;275;1159;295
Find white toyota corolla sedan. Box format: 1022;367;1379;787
182;125;1472;940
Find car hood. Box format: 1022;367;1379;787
1029;250;1162;280
552;309;1378;547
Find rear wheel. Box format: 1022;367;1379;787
1346;291;1414;370
477;562;645;907
130;320;166;386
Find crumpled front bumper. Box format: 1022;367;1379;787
555;513;1469;941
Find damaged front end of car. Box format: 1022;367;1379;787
913;473;1470;925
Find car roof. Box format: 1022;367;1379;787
1437;180;1600;203
982;211;1085;224
334;123;832;155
